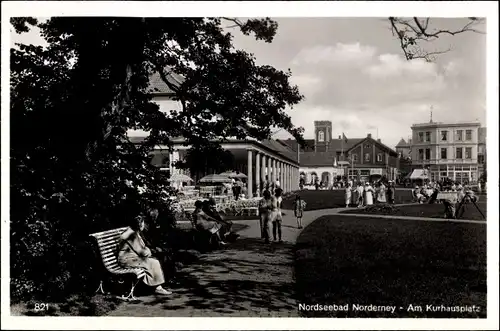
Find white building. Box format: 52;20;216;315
410;120;485;183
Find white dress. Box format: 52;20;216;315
365;186;374;205
345;187;352;205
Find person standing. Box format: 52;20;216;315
293;195;306;229
387;181;396;204
377;182;387;203
364;182;374;206
234;178;243;200
356;182;365;208
344;182;353;208
272;187;284;243
259;190;274;244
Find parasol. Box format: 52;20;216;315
168;173;193;182
219;171;247;179
199;174;233;183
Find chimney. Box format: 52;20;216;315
377;139;381;143
367;133;372;139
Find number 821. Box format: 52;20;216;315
34;303;49;311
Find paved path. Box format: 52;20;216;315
107;203;482;317
107;206;345;317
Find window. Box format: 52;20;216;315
377;153;383;162
440;171;447;177
352;154;358;162
456;130;463;141
418;132;424;142
456;147;463;159
478;155;485;164
318;131;325;142
425;149;431;160
364;153;370;162
418;149;424;160
465;147;472;159
425;132;431;142
465;130;472;141
441;131;448;141
441;148;447;159
364;144;370;149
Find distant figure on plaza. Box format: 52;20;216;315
293;194;306;229
314;179;320;191
356;182;365;208
192;200;227;246
117;213;172;295
364;182;375;206
273;187;284;242
376;182;387;203
234;178;243;200
477;180;482;193
259;190;274;244
387;181;396;204
344;182;353;208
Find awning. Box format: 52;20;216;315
407;169;429;180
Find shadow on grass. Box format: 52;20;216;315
294;215;487;318
340;201;487;221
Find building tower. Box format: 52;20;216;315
314;121;332;152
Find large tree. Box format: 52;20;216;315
10;17;304;300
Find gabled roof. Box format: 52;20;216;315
396;138;408;147
147;70;185;95
347;137;399;157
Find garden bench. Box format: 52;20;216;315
89;227;146;301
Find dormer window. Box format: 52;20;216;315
318;131;325;142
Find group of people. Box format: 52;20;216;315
191;198;239;246
223;178;246;200
344;180;396;208
257;185;307;244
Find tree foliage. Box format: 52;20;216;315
10;17;304;300
389;17;485;62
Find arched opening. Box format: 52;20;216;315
321;171;330;187
310;172;318;185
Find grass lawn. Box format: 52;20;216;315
341;201;487;221
294;215;486;318
282;189;414;211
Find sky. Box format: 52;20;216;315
10;17;486;149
